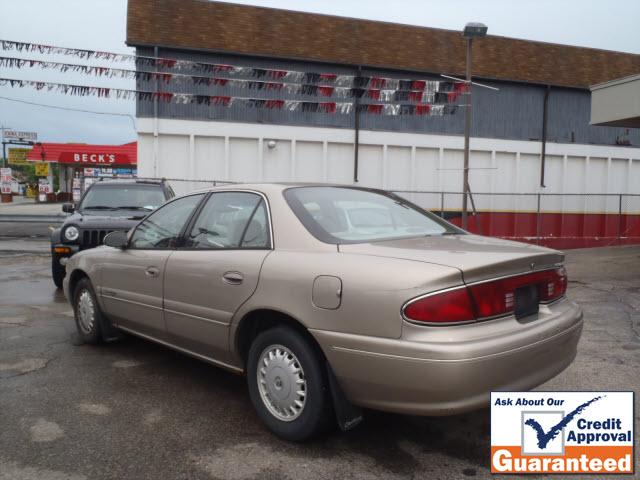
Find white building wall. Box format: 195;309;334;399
137;118;640;213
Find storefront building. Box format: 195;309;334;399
26;142;137;201
126;0;640;247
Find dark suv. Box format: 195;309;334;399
51;179;174;288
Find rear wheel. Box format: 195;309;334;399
72;278;103;344
247;326;334;441
51;253;65;289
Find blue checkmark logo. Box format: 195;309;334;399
524;396;603;449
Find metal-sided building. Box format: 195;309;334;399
126;0;640;247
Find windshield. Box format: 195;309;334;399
284;187;462;244
79;185;166;211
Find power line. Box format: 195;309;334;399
0;95;136;129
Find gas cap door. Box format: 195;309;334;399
312;275;342;310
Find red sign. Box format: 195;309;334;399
58;152;131;165
26;142;137;166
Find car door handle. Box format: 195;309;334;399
222;271;243;285
145;266;160;278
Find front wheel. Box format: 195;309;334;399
247;326;334;441
72;278;103;344
51;253;65;289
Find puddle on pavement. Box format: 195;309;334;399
0;276;68;306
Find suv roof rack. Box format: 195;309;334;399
134;178;164;185
93;177;166;185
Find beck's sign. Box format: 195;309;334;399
58;152;131;165
491;391;634;474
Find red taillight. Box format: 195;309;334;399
403;267;568;324
538;267;567;302
403;287;476;323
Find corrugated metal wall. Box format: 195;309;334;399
136;47;639;147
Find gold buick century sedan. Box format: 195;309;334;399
63;184;583;441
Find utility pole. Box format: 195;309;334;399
461;38;472;230
1;125;13;168
461;23;487;230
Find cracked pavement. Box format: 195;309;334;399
0;246;638;480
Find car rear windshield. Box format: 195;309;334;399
284;187;461;244
80;185;166;211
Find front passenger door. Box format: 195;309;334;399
163;191;272;360
100;193;205;338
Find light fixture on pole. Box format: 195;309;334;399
461;22;487;230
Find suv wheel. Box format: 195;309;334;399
73;278;103;344
51;253;65;289
247;326;334;441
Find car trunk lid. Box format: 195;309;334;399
338;234;564;283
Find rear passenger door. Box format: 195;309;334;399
163;191;272;360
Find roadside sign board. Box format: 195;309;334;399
1;167;12;195
38;178;52;194
0;167;11;182
2;130;37;142
34;163;50;177
8;147;31;165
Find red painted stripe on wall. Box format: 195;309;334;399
447;212;640;249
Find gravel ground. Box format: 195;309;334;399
0;245;638;480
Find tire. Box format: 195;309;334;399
247;326;334;441
72;278;103;345
51;253;65;289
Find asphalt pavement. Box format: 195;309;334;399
0;222;57;239
0;243;638;480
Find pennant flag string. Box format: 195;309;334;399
0;39;470;92
0;56;467;103
0;77;462;116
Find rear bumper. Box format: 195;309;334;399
312;298;583;416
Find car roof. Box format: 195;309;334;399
188;182;378;195
87;179;166;187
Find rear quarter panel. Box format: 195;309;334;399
230;250;462;357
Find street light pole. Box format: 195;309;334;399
1;125;13;168
460;22;487;230
461;37;472;230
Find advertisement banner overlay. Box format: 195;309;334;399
491;392;634;474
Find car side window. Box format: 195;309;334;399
129;194;204;249
185;192;270;249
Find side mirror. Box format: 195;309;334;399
103;230;128;249
62;203;75;213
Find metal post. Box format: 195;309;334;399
461;38;473;230
536;193;542;245
618;194;623;245
1;141;6;168
153;46;159;179
539;85;550;187
353;66;362;183
440;191;445;218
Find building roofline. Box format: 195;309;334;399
127;0;640;89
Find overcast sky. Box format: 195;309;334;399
1;0;638;146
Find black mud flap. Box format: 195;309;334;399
326;362;363;431
99;313;123;343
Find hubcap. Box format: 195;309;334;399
77;289;95;334
257;345;307;422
